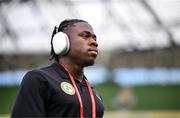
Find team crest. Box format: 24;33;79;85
61;82;75;95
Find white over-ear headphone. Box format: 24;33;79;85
52;28;70;56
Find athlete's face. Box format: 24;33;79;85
65;22;98;67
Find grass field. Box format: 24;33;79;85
94;82;180;110
1;82;180;114
0;86;18;114
104;111;180;118
1;111;180;118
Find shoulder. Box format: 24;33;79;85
93;89;104;102
21;70;45;87
21;65;53;85
21;62;63;83
24;63;54;79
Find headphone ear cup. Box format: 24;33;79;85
52;32;70;56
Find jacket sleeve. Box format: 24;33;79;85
11;70;49;117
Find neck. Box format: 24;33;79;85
58;59;84;82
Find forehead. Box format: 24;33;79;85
68;22;94;34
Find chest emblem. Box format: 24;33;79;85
61;82;75;95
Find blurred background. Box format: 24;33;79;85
0;0;180;118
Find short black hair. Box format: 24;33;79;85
50;18;87;61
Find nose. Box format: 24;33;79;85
88;38;98;47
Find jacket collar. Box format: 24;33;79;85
52;61;89;87
52;61;69;79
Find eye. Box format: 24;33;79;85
78;32;97;41
82;34;90;39
79;32;91;39
92;34;97;41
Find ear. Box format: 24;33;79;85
52;32;70;56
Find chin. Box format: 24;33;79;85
83;60;95;67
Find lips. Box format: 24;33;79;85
88;48;98;55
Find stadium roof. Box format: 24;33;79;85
0;0;179;54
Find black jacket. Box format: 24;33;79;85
11;62;104;117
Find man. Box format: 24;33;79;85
11;19;104;118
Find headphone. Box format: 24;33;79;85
52;26;70;56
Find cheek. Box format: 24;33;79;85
70;39;86;50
